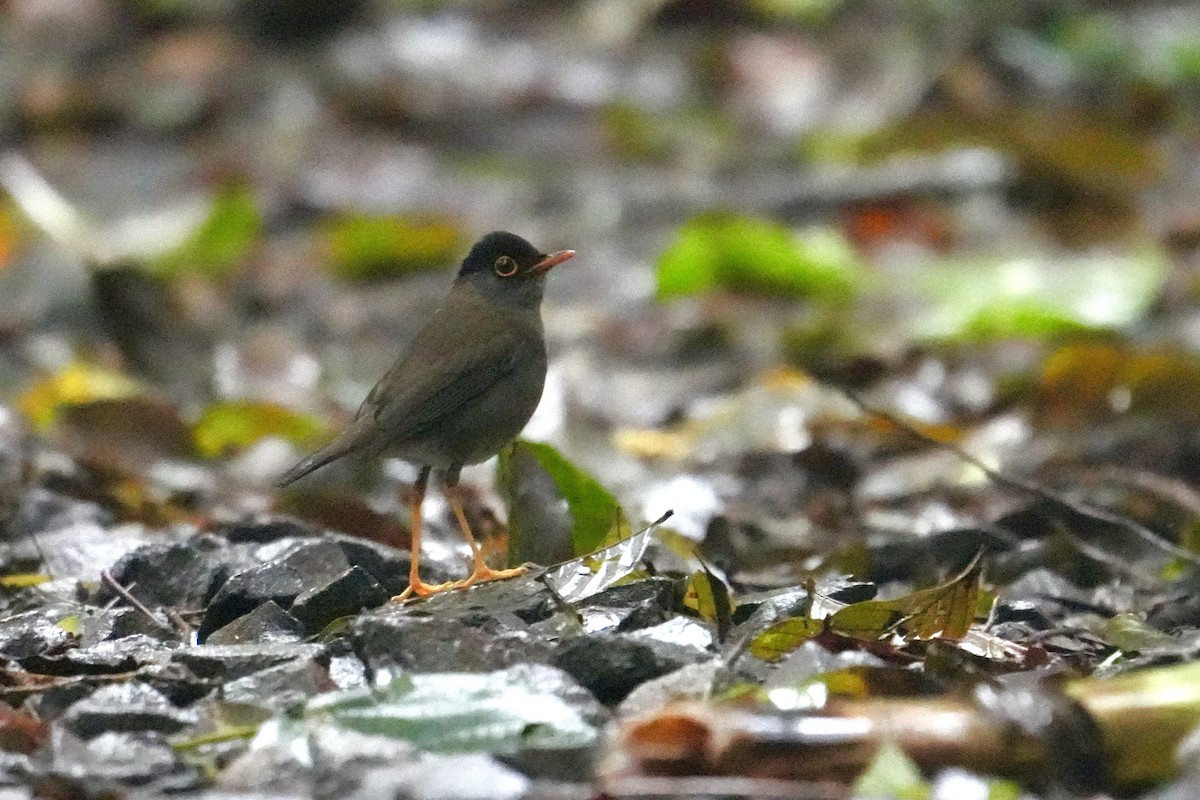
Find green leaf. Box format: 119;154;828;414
829;554;982;642
153;183;261;279
748;616;825;662
853;739;929;800
656;213;863;301
682;567;735;640
324;213;462;282
295;665;598;754
193;400;328;459
497;440;629;564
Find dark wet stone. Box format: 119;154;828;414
24;634;174;676
575;577;677;632
63;681;198;738
201;540;351;639
207;601;304;645
173;642;327;681
410;570;555;623
0;610;71;660
221;515;325;544
101;537;228;610
354;607;554;673
552;629;713;705
326;533;414;596
291;566;389;633
200;561;307;640
136;661;220;707
222;658;335;712
78;607;176;647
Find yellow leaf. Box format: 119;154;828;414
193;401;328;459
830;554;983;641
748;616;825;662
18;361;141;431
0;573;53;588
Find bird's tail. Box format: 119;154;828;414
276;432;361;488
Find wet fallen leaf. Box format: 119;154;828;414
907;245;1167;341
18;362;142;432
545;522;659;604
1036;344;1200;425
829;554;982;641
58;396;195;470
682;566;735;640
192;400;327;459
749;616;825;662
279;665;598;754
852;739;928;800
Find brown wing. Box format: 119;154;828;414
357;287;523;442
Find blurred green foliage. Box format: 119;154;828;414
323;213;462;281
154;183;261;280
656;213;864;300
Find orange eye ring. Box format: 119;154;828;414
494;256;519;277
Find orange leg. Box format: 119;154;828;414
442;480;527;589
392;466;456;601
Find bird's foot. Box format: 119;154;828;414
392;578;458;602
457;563;529;590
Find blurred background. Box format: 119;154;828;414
1;0;1199;556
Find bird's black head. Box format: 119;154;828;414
455;231;574;308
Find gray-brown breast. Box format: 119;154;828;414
357;282;547;468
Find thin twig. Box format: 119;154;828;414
100;570;175;636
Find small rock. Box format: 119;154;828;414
78;730;197;787
78;607;175;647
62;682;197;738
102;537;228;610
353;608;554;674
0;611;71;660
200;540;352;639
206;601;305;645
627;616;716;651
173;642;327;681
291;566;389;633
553;630;712;705
221;515;325;544
576;578;677;633
326;533;414;596
222;658;335;712
25;634;174;676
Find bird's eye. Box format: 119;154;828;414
494;256;519;277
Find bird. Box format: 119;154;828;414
277;231;575;599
